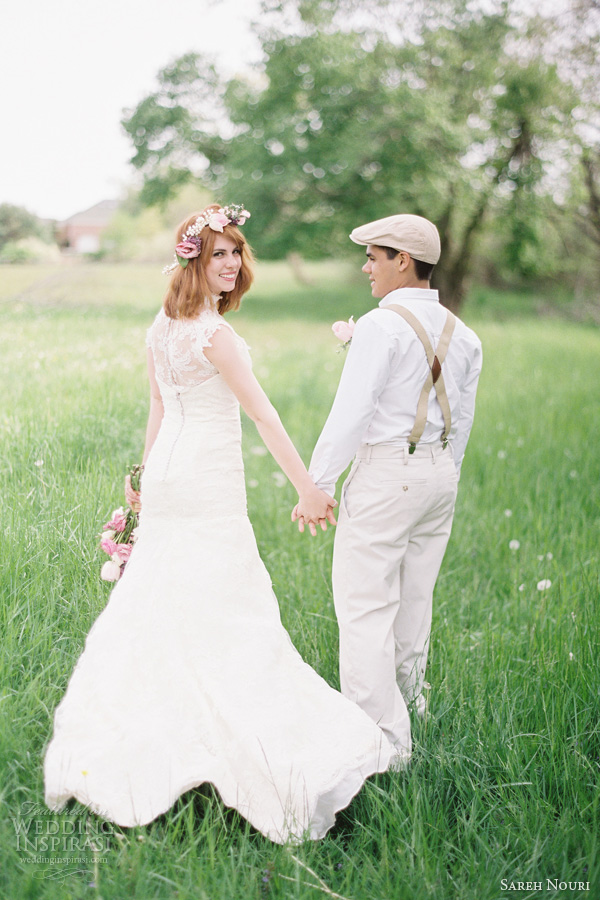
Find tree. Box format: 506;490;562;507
520;0;600;272
122;0;577;309
0;204;41;250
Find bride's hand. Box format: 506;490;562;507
292;488;337;536
125;474;142;513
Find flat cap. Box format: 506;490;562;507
349;213;441;264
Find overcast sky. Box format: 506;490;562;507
0;0;263;222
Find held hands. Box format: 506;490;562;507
291;487;337;537
125;474;142;513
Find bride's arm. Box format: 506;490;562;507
204;326;336;535
125;349;164;509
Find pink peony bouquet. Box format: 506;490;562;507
99;464;143;582
332;316;355;351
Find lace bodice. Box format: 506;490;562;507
145;306;249;389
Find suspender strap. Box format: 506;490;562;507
386;304;456;452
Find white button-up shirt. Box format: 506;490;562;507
309;287;482;495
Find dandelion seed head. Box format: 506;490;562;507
504;509;513;518
509;539;520;551
497;450;507;459
271;472;286;488
34;459;44;467
546;552;553;560
569;652;574;661
250;445;268;456
537;579;552;591
569;470;578;479
518;584;525;592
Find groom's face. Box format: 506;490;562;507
362;245;405;298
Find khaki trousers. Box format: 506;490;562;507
332;443;458;754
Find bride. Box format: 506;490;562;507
44;204;398;844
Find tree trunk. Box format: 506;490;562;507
434;191;490;312
433;122;533;313
580;150;600;247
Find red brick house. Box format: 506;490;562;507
58;199;120;254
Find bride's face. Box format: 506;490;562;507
205;236;243;295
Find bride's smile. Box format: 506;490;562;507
205;236;242;294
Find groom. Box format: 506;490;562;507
293;214;482;758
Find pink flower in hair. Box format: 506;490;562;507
175;239;202;259
207;212;230;232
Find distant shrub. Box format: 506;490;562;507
0;241;34;264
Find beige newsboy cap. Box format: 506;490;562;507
350;213;441;264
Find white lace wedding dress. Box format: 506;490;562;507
44;305;396;843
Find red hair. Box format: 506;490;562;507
163;205;255;319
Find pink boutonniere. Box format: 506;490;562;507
332;317;355;351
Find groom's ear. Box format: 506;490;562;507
397;252;411;271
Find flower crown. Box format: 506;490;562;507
162;204;251;274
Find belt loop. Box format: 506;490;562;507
366;445;373;464
403;446;408;466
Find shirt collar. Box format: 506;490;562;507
379;287;439;308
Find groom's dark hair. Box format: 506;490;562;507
380;245;435;282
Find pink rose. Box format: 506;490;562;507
236;209;251;225
100;560;122;582
100;537;119;556
106;507;127;532
332;317;355;343
175;240;202;259
113;543;133;565
207;212;230;232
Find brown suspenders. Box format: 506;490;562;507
386;305;456;454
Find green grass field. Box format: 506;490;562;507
1;263;599;900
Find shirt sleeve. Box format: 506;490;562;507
309;315;394;494
451;339;483;477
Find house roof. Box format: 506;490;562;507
60;199;120;227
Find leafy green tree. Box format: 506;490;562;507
0;204;42;250
521;1;600;275
122;0;577;309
